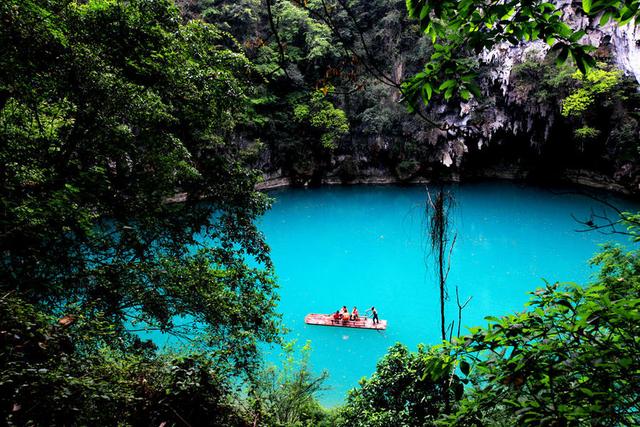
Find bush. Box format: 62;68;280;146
339;343;460;427
0;295;248;426
340;214;640;426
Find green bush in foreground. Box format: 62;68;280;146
0;294;249;426
341;216;640;426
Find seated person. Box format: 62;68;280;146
342;311;350;322
351;306;359;321
332;310;341;322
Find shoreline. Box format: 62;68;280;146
255;169;636;197
167;169;637;204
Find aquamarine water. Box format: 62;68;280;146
258;181;639;407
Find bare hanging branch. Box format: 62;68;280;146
447;320;455;342
552;189;640;236
455;286;472;338
443;233;457;284
425;186;456;342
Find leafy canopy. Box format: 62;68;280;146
1;0;280;376
562;67;622;117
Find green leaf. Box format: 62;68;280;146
466;82;482;98
569;30;586;43
438;79;457;91
600;11;612;26
460;360;470;376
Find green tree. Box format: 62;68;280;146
248;340;331;427
561;67;622;117
292;89;349;149
1;0;281;423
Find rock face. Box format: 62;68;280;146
254;1;640;194
436;2;640;165
611;23;640;82
382;3;640;192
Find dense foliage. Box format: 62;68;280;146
3;0;640;425
178;0;452;183
0;294;248;425
0;0;286;424
339;344;461;426
1;0;282;365
175;0;640;190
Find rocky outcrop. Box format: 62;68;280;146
253;1;640;195
439;4;639;157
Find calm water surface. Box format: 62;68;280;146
258;181;638;406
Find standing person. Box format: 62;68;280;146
351;306;359;321
366;306;379;324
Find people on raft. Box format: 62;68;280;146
366;306;379;324
330;305;371;323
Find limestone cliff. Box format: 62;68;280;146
319;2;640;193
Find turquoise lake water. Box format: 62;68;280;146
258;181;639;407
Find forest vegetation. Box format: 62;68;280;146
1;0;640;425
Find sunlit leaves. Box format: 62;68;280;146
291;89;349;149
561;66;622;116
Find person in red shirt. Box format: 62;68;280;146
332;310;341;323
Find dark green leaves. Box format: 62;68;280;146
1;0;280;382
459;360;470;376
339;343;464;426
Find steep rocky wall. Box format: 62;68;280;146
240;1;640;194
433;2;640;164
354;2;640;193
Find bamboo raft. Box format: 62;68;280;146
304;313;387;330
